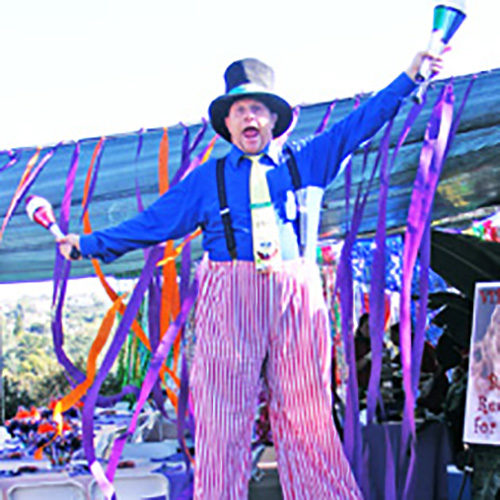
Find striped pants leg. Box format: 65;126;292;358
190;258;363;500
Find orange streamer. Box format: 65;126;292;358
158;127;169;195
0;147;41;240
52;295;125;430
78;135;180;410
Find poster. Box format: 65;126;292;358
463;282;500;445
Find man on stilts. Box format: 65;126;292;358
60;52;444;499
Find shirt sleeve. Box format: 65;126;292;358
300;72;416;187
79;166;205;263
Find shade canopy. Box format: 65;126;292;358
1;68;499;283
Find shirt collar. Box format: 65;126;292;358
228;141;283;168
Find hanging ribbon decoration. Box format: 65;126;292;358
52;294;127;432
361;100;426;500
398;84;454;500
79;137;152;351
104;273;199;496
82;246;164;499
366;98;426;426
0;145;60;241
74;126;214;498
399;76;475;500
337;105;388;485
50;141;143;411
132;128;177;415
0;71;478;499
82;125;209;492
315;100;337;134
0;150;21;173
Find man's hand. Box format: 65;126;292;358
57;234;81;260
405;50;447;82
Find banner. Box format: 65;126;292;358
463;282;500;444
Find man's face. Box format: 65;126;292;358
224;98;277;154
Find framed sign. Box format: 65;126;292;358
463;282;500;444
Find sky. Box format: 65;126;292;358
0;0;499;297
1;0;499;152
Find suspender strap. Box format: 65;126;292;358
216;147;302;260
216;157;237;260
284;145;301;191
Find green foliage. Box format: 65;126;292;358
12;304;24;337
1;282;154;421
3;376;34;420
1;290;119;417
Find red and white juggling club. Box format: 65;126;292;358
25;195;81;259
414;0;467;102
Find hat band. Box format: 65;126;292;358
228;83;269;95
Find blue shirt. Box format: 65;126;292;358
80;73;415;263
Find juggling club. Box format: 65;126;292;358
25;194;81;259
414;0;466;103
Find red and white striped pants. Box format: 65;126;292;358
190;257;363;500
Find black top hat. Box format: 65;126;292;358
208;58;293;143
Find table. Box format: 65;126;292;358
0;443;179;500
362;421;453;500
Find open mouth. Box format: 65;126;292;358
243;126;259;139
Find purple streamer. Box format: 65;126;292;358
0;150;20;173
399;84;454;495
401;79;474;499
445;76;476;158
315;100;337;135
58;143;80;234
174;122;208;186
401;439;417;500
148;273;168;417
188;119;208;157
338;150;380;484
366;120;394;425
384;426;397;500
365;96;426;428
170;134;213;187
362;101;425;500
80;138;106;223
338;239;360;476
176;241;196;456
391;102;427;171
134;129;146;213
51;143;88;384
0;145;59;239
177;343;192;471
52;143;81;305
49;141;141;406
104;273;198;484
178;119;208;171
179;125;191;173
344;161;352;233
411;224;430;395
51;259;84;382
82;247;163;470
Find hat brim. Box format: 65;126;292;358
209;92;293;143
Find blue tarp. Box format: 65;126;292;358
0;69;499;283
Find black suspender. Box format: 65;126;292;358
283;145;301;191
216;157;238;260
216;147;302;260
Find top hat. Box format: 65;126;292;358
208;58;293;142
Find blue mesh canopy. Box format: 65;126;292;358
0;69;499;283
